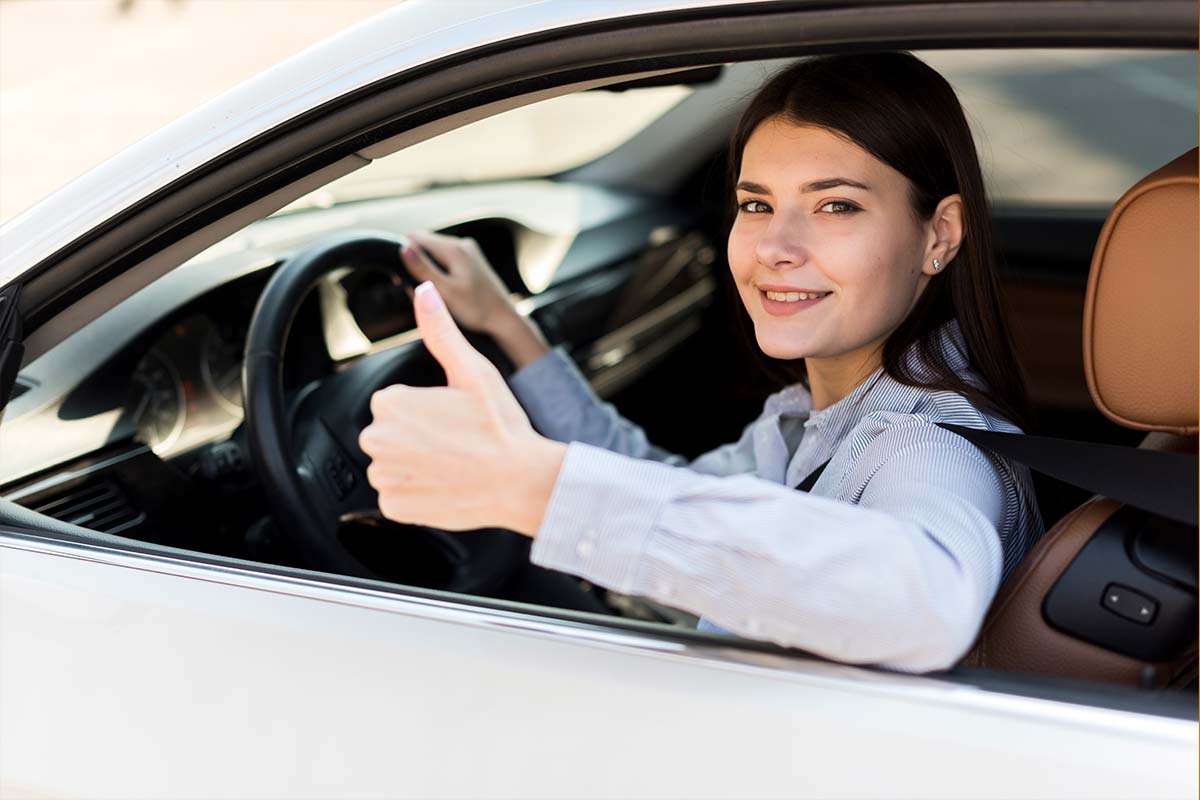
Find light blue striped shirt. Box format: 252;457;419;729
506;320;1043;672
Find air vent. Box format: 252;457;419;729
30;479;146;534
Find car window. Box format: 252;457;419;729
919;49;1197;206
4;41;1197;730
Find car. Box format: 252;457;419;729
0;0;1196;797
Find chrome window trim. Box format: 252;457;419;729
1;445;150;503
0;527;1194;740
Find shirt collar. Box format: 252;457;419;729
801;319;971;445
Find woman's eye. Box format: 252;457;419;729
818;200;861;215
737;199;771;214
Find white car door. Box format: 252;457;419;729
2;533;1195;798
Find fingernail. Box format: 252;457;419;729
414;281;444;312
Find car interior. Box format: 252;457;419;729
0;43;1195;716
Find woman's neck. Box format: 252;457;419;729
805;341;886;411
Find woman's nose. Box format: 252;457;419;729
754;213;808;270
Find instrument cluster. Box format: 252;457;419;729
129;312;248;457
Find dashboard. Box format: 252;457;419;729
0;180;697;497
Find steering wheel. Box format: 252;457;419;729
242;230;527;592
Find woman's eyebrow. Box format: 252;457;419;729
735;177;872;194
735;180;771;194
801;177;872;193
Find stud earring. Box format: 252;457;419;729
932;258;941;271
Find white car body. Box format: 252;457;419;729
0;1;1196;797
2;539;1195;798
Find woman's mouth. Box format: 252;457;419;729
759;288;831;316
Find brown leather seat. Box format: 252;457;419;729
961;147;1198;687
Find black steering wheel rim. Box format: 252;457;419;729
241;229;526;589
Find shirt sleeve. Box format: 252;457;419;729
504;346;685;467
529;424;1007;673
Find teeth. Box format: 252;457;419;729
764;290;829;302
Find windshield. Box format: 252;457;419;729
275;85;692;214
274;49;1197;216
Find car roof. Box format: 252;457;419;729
0;0;766;284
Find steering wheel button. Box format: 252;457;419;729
324;460;350;499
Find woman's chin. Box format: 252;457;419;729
755;333;816;362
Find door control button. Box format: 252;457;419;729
1101;583;1158;625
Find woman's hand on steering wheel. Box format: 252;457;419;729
400;231;518;336
359;282;567;537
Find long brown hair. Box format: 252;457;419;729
726;51;1031;430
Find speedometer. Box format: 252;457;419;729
130;349;185;453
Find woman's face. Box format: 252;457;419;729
728;117;938;364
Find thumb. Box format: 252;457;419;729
414;281;489;388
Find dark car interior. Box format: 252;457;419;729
0;40;1195;711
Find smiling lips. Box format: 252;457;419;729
758;286;831;316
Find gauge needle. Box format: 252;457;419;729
132;389;151;422
220;364;241;387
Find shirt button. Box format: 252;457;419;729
656;580;672;597
576;539;595;558
745;618;761;635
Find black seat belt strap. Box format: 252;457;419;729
796;460;830;493
936;423;1198;527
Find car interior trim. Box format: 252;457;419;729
584;275;715;396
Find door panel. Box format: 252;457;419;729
2;538;1195;799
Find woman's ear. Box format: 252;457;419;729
922;193;965;276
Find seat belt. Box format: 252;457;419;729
937;423;1198;528
796;461;829;493
791;425;1196;527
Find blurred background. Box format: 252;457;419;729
0;0;396;222
1;0;1195;225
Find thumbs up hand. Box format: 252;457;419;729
358;282;566;536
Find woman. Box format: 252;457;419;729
358;52;1044;673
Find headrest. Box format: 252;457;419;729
1083;148;1198;434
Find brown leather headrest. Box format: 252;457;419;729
1083;148;1198;434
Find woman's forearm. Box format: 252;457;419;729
489;311;551;370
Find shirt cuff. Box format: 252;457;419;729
529;441;682;593
505;346;596;441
